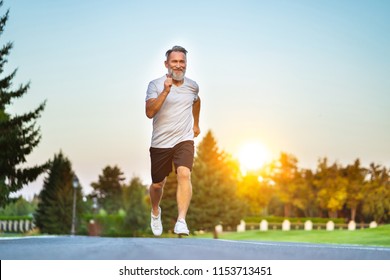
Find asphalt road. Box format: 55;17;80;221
0;236;389;260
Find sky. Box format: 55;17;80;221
3;0;389;199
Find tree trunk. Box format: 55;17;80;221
284;204;291;217
351;207;356;222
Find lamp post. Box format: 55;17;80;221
71;175;79;236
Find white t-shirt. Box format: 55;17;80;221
146;75;199;148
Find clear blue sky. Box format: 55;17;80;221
3;0;389;199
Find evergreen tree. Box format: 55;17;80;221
91;165;125;214
0;1;47;206
159;169;179;232
122;176;149;236
189;130;245;232
34;152;83;234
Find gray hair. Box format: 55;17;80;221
165;45;188;59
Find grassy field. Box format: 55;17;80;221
193;224;390;247
2;225;389;247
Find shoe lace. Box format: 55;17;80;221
152;216;161;228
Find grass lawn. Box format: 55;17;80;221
2;225;389;247
193;224;390;247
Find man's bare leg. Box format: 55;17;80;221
149;178;166;216
176;166;192;220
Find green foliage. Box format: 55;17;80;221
271;152;306;217
315;158;348;218
160;170;179;232
122;177;149;236
343;159;367;221
362;164;390;223
0;215;33;221
95;214;126;237
91;165;125;214
237;172;272;216
0;1;48;207
34;152;84;234
196;224;390;247
0;195;37;216
246;155;390;223
244;216;345;224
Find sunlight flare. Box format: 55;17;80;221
237;141;271;174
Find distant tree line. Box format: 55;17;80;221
239;152;389;224
3;130;389;236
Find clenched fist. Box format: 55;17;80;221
163;74;173;94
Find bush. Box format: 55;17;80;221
244;216;345;224
81;213;148;237
0;216;33;221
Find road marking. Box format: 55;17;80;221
217;239;390;252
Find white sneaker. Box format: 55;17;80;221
174;219;189;236
151;207;163;236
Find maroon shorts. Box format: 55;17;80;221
149;140;195;183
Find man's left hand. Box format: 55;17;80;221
193;126;201;137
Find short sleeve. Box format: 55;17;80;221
193;82;199;102
145;81;158;102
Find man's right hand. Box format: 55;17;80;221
163;74;173;94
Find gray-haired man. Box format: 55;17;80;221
145;46;201;236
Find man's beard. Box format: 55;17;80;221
169;68;186;81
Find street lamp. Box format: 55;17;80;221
71;175;79;236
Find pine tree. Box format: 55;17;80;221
122;176;149;236
34;152;83;234
91;165;125;214
188;130;245;232
159;169;179;232
0;1;47;206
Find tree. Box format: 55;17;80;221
159;169;180;233
271;152;303;217
122;176;149;236
0;2;47;207
34;152;84;234
188;130;245;232
363;164;390;223
299;169;321;217
315;158;347;218
237;170;274;216
0;195;37;216
343;159;367;221
91;165;125;214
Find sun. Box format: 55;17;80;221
237;141;271;173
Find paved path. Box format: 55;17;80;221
1;236;389;260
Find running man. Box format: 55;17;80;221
145;46;201;236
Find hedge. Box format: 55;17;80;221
244;216;345;224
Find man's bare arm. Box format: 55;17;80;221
192;97;201;137
145;75;172;119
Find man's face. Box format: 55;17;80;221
165;51;187;81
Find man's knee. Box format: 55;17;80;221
177;166;191;181
151;178;166;190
